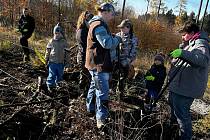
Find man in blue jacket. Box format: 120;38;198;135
85;2;121;129
169;21;210;140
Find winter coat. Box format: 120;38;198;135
169;31;210;98
146;64;166;93
115;32;138;65
45;37;68;64
18;15;35;36
76;24;89;65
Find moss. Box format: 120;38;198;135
0;40;12;51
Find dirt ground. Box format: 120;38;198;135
0;42;209;140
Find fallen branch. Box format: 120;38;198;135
0;83;9;87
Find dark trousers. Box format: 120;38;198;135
20;34;31;56
169;92;194;140
79;66;91;95
111;63;129;93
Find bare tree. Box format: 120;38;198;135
145;0;150;15
150;0;166;18
177;0;187;17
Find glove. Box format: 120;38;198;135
145;75;155;81
16;28;20;32
23;29;28;32
170;49;182;58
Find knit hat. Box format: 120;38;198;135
53;23;64;35
154;54;165;64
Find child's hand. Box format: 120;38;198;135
23;29;28;32
145;75;155;81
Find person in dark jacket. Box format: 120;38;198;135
17;8;35;62
169;21;210;140
76;11;93;97
145;53;166;108
85;3;121;129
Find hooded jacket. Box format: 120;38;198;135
18;15;35;36
45;37;68;64
146;64;166;93
169;32;210;98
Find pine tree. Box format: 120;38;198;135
165;9;176;26
202;13;210;33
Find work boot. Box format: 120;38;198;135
47;86;56;95
86;111;95;117
97;119;105;129
23;54;30;63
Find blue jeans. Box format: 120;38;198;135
86;70;110;120
169;92;194;140
46;63;64;87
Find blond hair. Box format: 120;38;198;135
76;11;89;30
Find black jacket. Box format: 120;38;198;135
76;24;89;63
145;64;166;92
18;15;35;36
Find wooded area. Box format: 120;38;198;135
0;0;209;51
1;0;210;139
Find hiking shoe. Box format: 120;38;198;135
144;103;151;110
151;106;159;112
87;111;95;117
97;119;105;129
47;86;53;93
47;86;56;94
23;55;30;62
144;103;159;112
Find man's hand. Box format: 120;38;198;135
145;75;155;81
170;49;182;58
97;64;103;72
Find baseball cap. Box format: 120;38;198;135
117;19;132;28
97;2;116;15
